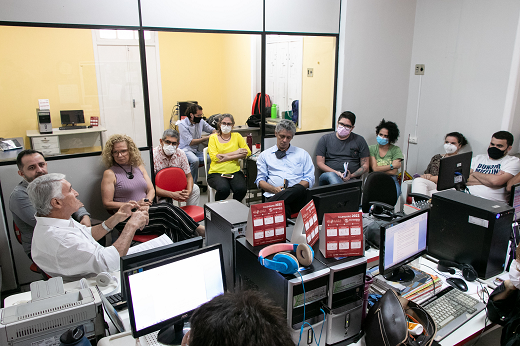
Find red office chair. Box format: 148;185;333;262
14;222;50;279
155;167;204;222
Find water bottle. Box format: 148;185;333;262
246;133;253;151
60;325;90;346
271;104;277;119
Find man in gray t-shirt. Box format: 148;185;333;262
316;111;370;185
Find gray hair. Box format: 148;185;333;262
27;173;65;216
275;119;297;136
162;129;180;141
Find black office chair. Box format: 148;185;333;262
362;172;400;218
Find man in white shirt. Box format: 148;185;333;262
467;131;520;202
28;173;148;282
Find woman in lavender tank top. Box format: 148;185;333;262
101;134;204;239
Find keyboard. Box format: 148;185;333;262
106;292;127;311
422;286;486;341
59;125;87;130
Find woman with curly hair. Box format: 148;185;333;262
101;134;204;239
369;119;404;197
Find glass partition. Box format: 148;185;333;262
0;26;148;154
266;34;336;133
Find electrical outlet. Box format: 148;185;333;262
415;64;425;75
307;68;313;77
409;136;418;144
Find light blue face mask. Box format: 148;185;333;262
377;136;389;146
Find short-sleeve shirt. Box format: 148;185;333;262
315;132;370;173
369;144;404;166
153;145;191;175
424;154;443;176
467;154;520;202
178;117;215;153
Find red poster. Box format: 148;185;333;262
319;212;363;258
246;201;286;246
300;200;319;246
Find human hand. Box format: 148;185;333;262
497;170;506;175
128;209;149;231
181;331;190;346
238;148;248;155
80;215;92;227
272;186;283;194
138;198;152;206
216;154;225;162
117;201;140;219
422;174;432;180
334;171;344;179
172;190;189;202
342;171;352;181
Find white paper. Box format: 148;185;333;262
126;234;173;255
38;99;50;110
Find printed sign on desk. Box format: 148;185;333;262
246;201;286;246
319;212;363;258
290;200;319;246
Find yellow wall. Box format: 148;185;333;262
0;26;99;149
300;36;336;132
158;32;252;129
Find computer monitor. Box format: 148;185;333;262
379;209;429;282
436;151;472;191
124;244;226;345
120;236;203;300
60;110;85;125
307;180;362;224
509;183;520;217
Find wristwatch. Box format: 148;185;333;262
390;163;394;170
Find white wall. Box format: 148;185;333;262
337;0;416;147
403;0;520;174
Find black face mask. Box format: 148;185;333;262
193;116;202;124
488;146;506;160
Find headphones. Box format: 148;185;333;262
258;243;314;275
369;202;398;221
437;260;478;282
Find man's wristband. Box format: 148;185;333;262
101;221;112;233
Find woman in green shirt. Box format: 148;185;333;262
369;119;404;197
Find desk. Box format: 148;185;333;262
27;127;106;156
0;137;24;163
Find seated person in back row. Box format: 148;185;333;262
467;131;520;203
316;111;369;185
255;120;315;218
9;150;92;260
153;129;200;206
28;173;149;282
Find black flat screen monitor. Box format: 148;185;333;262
307;180;362;224
379;209;429;282
436;151;472;191
120;236;203;300
509;183;520;217
124;244;226;344
60;110;85;125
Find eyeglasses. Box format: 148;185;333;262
112;149;128;156
221;122;233;126
338;123;353;129
163;140;178;145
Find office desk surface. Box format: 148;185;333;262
26;126;107;137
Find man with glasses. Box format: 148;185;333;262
255;120;315;218
153;129;200;206
316;111;370;185
178;104;216;184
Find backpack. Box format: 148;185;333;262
291;100;299;124
206;113;222;129
251;93;272;115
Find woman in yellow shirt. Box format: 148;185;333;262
207;114;251;201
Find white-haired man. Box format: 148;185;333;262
28;173;148;281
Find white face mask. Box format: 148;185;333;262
163;144;176;156
221;125;232;134
510;259;520;289
444;143;458;154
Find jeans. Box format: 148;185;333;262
184;150;209;184
207;171;247;202
390;175;401;199
319;171;344;186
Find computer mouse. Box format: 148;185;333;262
446;277;468;292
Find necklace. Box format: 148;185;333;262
116;162;134;179
219;134;231;142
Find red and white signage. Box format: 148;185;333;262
319;212;363;258
291;200;319;246
246;201;286;246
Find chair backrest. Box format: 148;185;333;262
13;221;22;244
155;167;187;192
361;172;398;213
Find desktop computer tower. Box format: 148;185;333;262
313;246;366;346
235;238;330;346
205;200;249;292
428;190;514;279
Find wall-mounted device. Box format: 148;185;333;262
37;109;52;134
